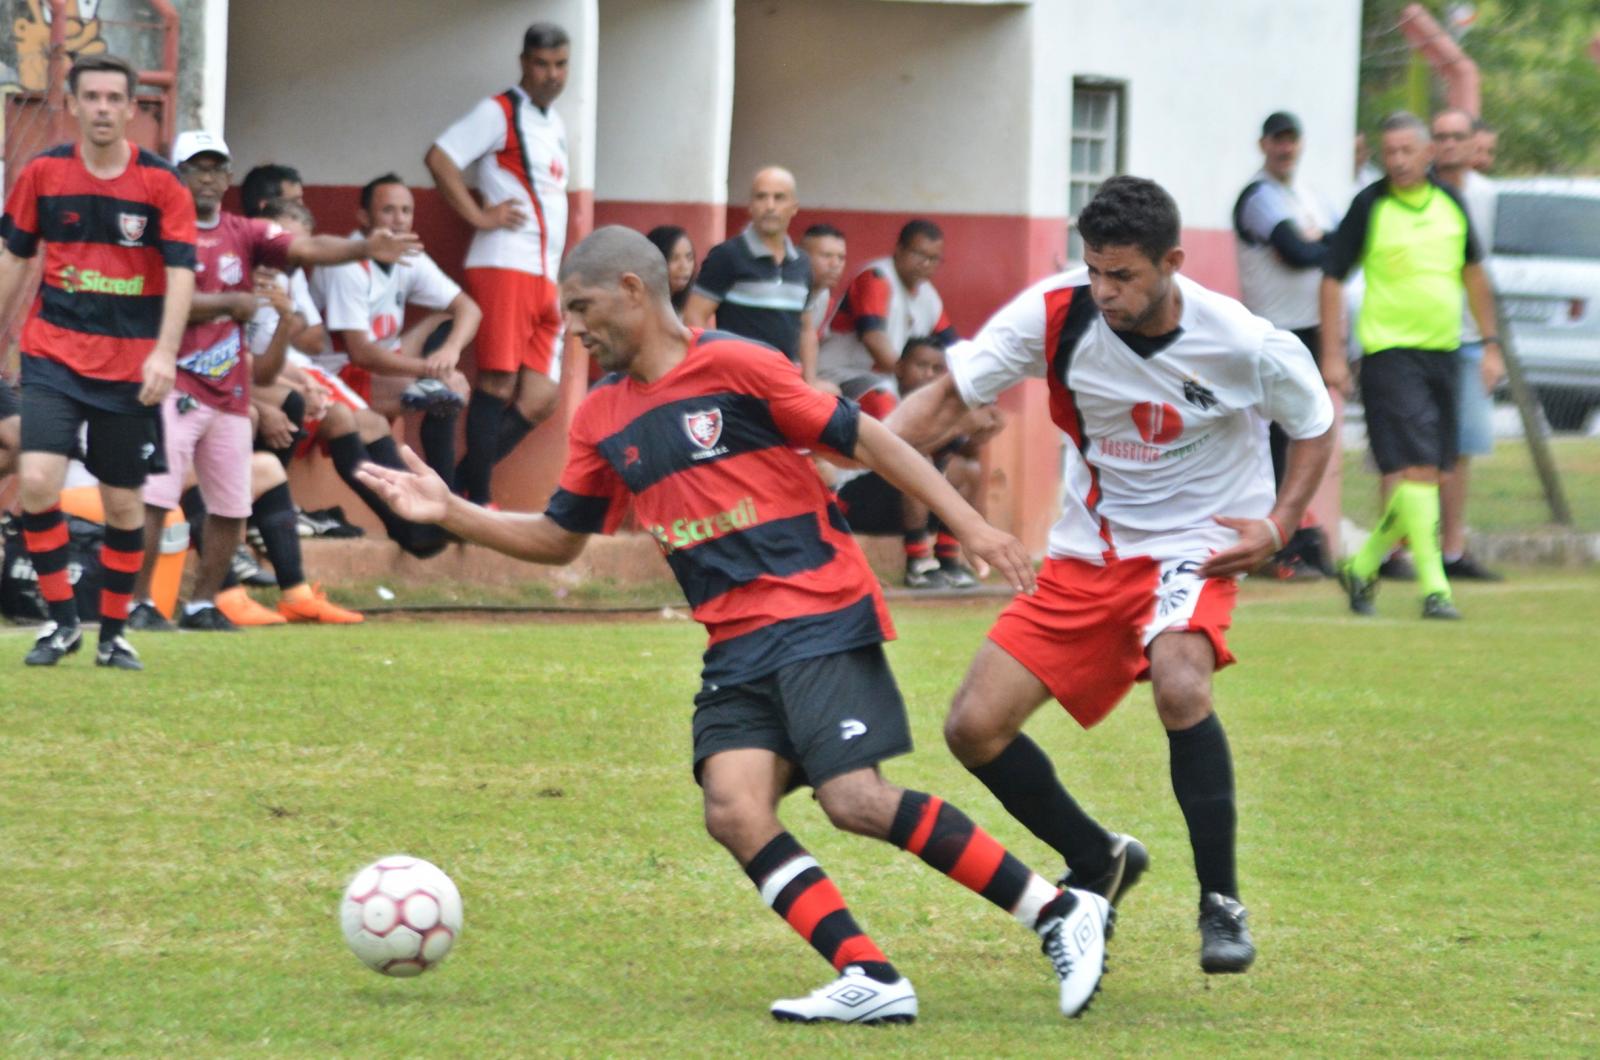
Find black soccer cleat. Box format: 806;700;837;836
937;557;980;589
24;621;82;666
1377;554;1416;581
904;557;947;590
127;601;176;632
95;636;144;671
1443;554;1502;582
1198;892;1255;974
178;604;239;632
1337;561;1378;616
1059;833;1149;909
1421;592;1462;620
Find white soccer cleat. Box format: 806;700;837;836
1039;888;1113;1018
770;965;917;1025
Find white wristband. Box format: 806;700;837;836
1263;517;1285;552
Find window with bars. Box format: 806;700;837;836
1068;79;1126;261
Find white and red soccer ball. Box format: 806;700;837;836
340;855;463;976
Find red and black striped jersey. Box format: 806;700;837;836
1;141;198;383
546;329;894;686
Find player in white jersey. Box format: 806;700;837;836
891;177;1335;976
308;175;480;493
426;21;571;506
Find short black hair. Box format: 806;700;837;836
803;223;845;242
68;53;136;96
241;163;303;218
360;173;406;213
1076;176;1181;263
900;335;944;361
261;197;314;229
897;219;943;247
523;22;570;53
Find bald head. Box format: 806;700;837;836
559;225;671;301
749;165;800;241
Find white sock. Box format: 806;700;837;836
1012;874;1064;932
183;600;214;616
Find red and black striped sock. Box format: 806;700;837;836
21;506;78;627
903;532;931;562
744;832;898;983
890;790;1063;930
97;525;144;643
934;531;961;561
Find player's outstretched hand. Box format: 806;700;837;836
963;525;1036;595
366;228;423;265
1198;515;1275;578
354;444;452;524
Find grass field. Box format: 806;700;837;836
5;572;1598;1056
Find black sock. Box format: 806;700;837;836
1168;713;1237;901
180;488;238;590
419;409;458;493
253;483;305;590
496;404;535;459
328;431;419;552
459;390;507;503
364;434;405;470
968;734;1114;879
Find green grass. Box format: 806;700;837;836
1342;435;1600;533
4;574;1598;1056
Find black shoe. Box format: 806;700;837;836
937;557;979;589
904;558;947;590
1443;554;1502;582
127;601;176;632
1198;892;1255;974
1421;592;1462;620
178;604;239;632
1336;561;1378;616
24;621;83;666
1059;833;1149;909
232;545;276;588
95;635;144;671
1265;553;1324;583
1377;554;1415;581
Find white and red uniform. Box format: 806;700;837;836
820;256;957;412
432;85;568;376
247;270;369;435
306;239;462;400
946;269;1333;726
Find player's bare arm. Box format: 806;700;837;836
860;326;899;375
337;327;436;379
1461;262;1505;393
251;285;296;386
1199;422;1336;579
355;444;587;564
423;145;526;232
681;292;718;328
853;414;1035;594
423;293;483;378
0;248;33;325
189;290;258;323
886;372;979;455
1317;276;1351;395
797;309;820;385
143;266;196;406
287;230;421;271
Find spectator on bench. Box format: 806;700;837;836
240;162;304;218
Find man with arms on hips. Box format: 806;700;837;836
426;21;570;507
684;167;819;383
1428;107;1502;582
1320;112;1504;620
0;54;197;670
129;134;415;632
891;176;1336;974
1233;110;1340;580
309;173;480;492
819;219;959;420
357;226;1116;1024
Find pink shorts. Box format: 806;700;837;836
989;555;1238;729
142;392;254;517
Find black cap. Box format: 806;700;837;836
1262;111;1301;138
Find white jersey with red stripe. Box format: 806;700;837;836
305;236;461;373
946;269;1333;564
433;85;569;278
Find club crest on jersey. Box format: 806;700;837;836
218;253;243;286
683;409;725;453
117;212;147;244
1183;377;1219;410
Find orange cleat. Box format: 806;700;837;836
277;583;364;624
215;585;288;626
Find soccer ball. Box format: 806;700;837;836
339;855;463;976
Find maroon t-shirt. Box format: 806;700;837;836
176;211;293;414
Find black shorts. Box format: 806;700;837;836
691;644;914;790
0;379;19;420
1359;347;1459;475
836;471;903;534
20;374;165;488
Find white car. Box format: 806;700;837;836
1487;177;1600;430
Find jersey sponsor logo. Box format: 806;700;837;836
1182;377;1219;410
57;265;145;296
218;253;243;286
372;313;399;342
1131;401;1183;444
176;330;243;380
550;156;565;181
118;212;148;244
839;719;867;741
647;496;758;554
683;408;727;457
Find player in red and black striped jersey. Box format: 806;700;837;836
0;54;197;671
357;226;1116;1023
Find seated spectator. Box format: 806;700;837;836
645;225;696;318
800;222;847;338
307;174;480;493
819;219;957;419
240;162;304;218
835;337;1004;589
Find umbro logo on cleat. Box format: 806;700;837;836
826;983;879;1007
1073;913;1097;954
839;719;867;741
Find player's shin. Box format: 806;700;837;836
1168;713;1237;900
966;734;1114;880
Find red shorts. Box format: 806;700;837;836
465;267;563;377
989;555;1238;729
337;361;373;404
292;357;370;458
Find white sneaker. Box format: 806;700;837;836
1038;888;1113;1018
770;965;917;1025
